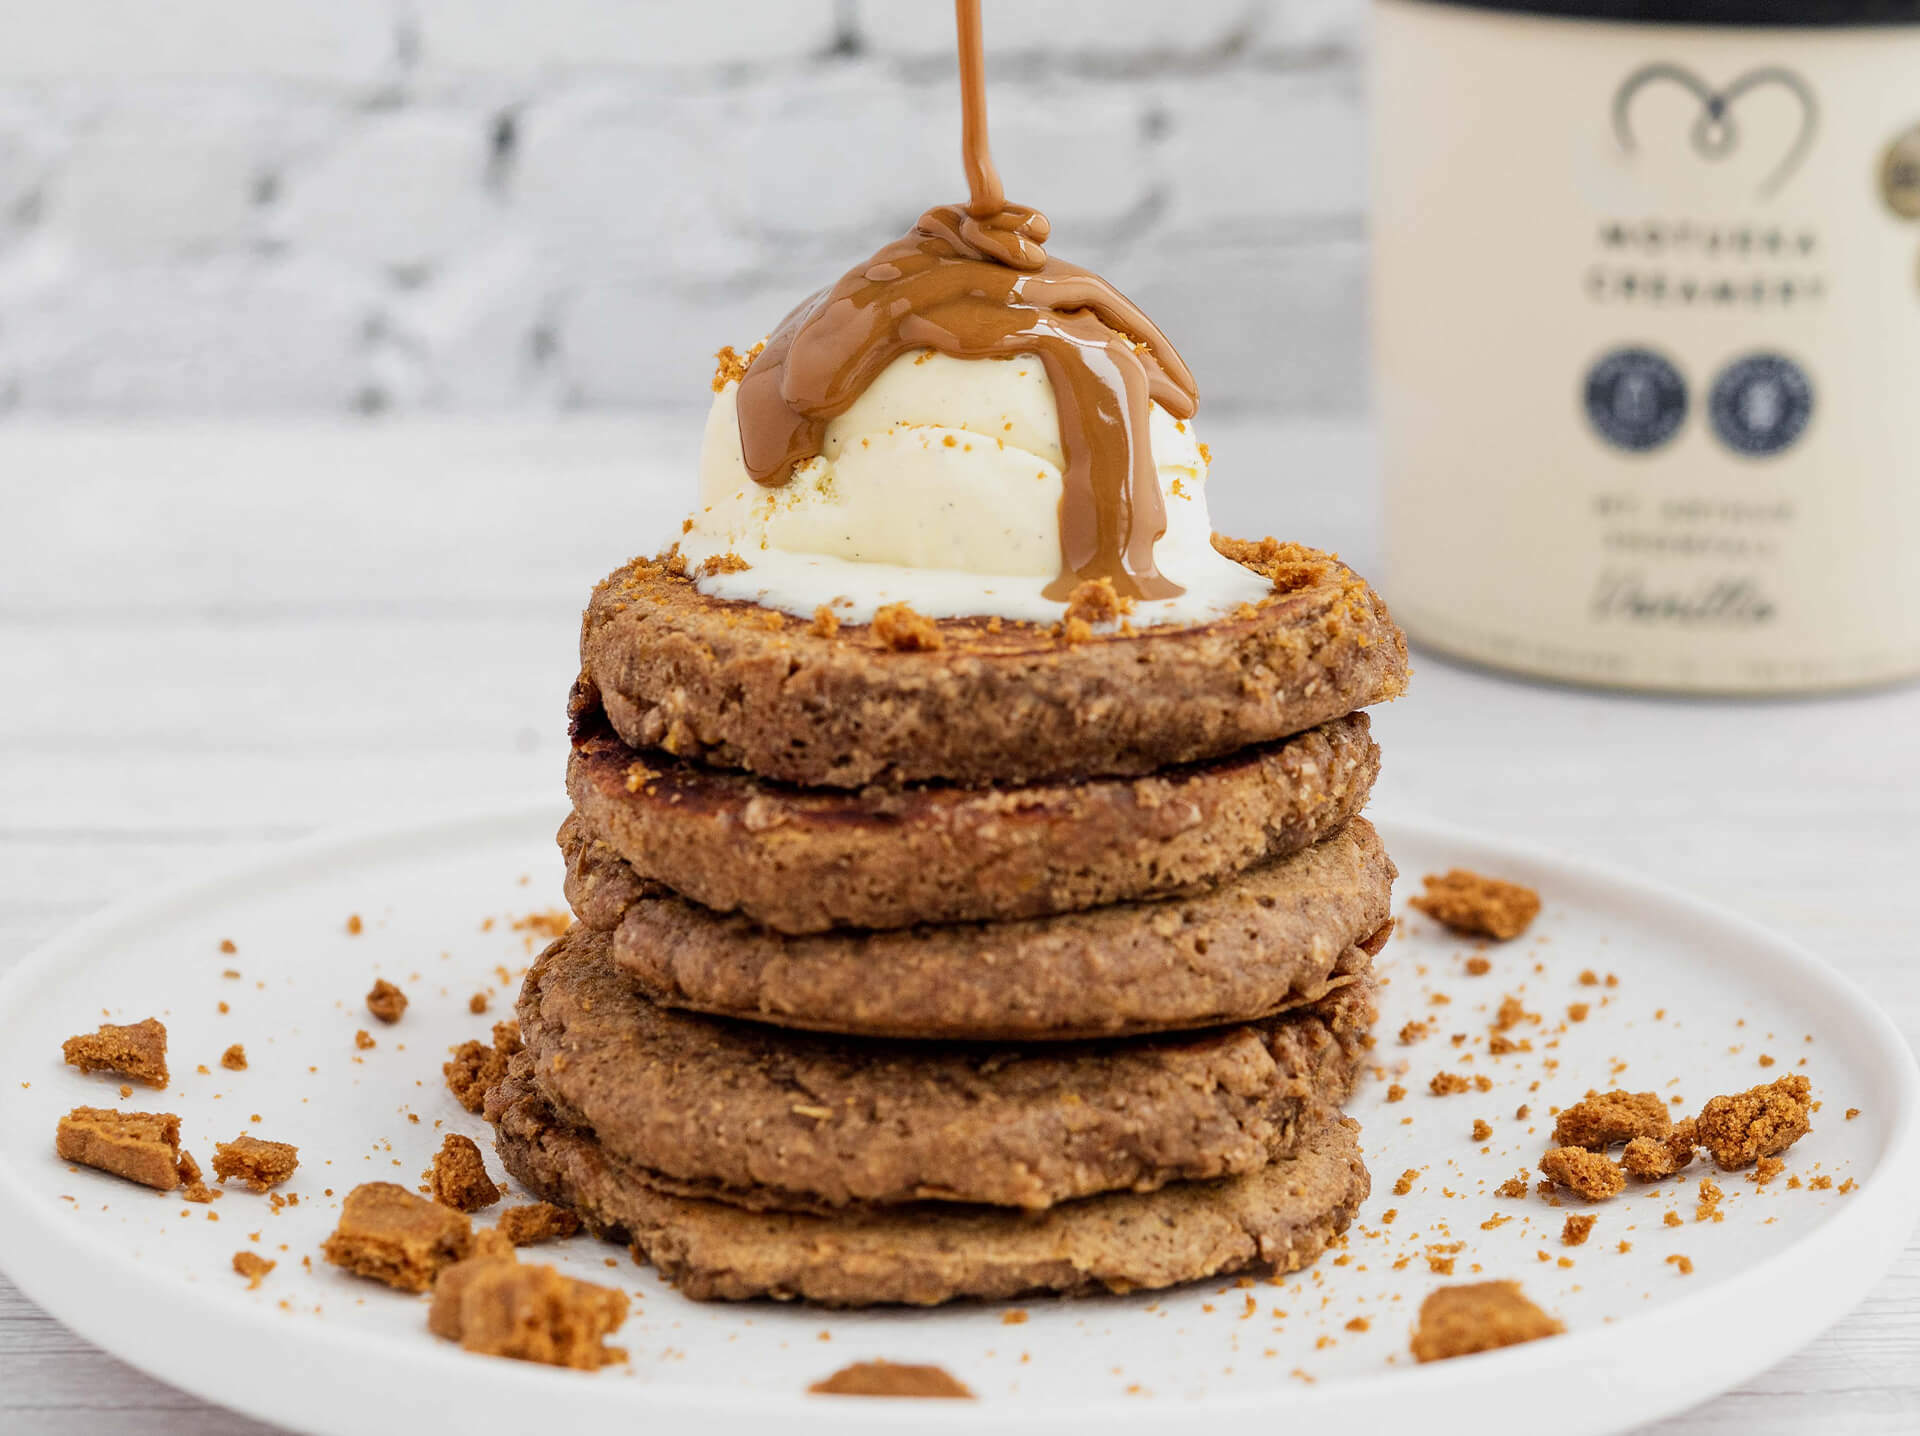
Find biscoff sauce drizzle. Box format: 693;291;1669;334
732;0;1194;601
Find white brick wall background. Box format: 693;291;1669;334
0;0;1370;416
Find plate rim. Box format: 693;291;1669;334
0;802;1912;1436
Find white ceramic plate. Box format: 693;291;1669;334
0;808;1912;1436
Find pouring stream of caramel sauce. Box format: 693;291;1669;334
733;0;1193;600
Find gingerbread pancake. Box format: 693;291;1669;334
575;538;1408;788
515;924;1374;1212
563;711;1378;935
489;1069;1369;1308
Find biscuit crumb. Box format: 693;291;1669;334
697;551;751;578
468;993;489;1015
429;1252;629;1370
711;342;763;392
1561;1214;1595;1246
232;1250;275;1290
1695;1179;1724;1222
871;603;944;652
1410;870;1541;941
1496;1172;1530;1199
220;1045;247;1072
1695;1075;1813;1169
1622;1119;1697;1180
1385;1084;1406;1103
1393;1169;1419;1196
1410;1282;1563;1363
1471;1119;1493;1141
55;1107;182;1190
1666;1254;1694;1275
323;1182;472;1292
61;1018;169;1089
808;605;841;639
1553;1090;1670;1150
213;1135;299;1192
1062;577;1133;628
1752;1156;1785;1186
1465;956;1491;976
1429;1072;1472;1096
1539;1147;1625;1201
355;1029;375;1051
1399;1020;1431;1045
430;1134;502;1213
366;979;408;1024
497;1202;583;1247
445;1022;522;1114
346;914;364;936
808;1361;975;1399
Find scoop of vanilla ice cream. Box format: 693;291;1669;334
677;347;1268;627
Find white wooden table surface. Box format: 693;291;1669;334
2;417;1915;1433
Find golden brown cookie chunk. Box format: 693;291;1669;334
576;540;1407;787
1623;1119;1697;1180
322;1182;472;1292
431;1134;501;1212
1539;1147;1625;1201
366;980;408;1024
810;1362;974;1398
608;818;1395;1041
55;1107;182;1191
516;924;1374;1211
212;1136;299;1192
445;1022;523;1114
1695;1076;1813;1169
1552;1091;1670;1150
490;1075;1369;1307
219;1045;247;1071
61;1018;169;1089
430;1257;627;1369
497;1203;583;1246
565;711;1379;934
1409;870;1540;941
232;1251;275;1290
1410;1282;1563;1362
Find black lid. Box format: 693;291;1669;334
1401;0;1920;23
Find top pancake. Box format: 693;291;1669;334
576;537;1408;788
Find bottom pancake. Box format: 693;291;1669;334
489;1071;1370;1308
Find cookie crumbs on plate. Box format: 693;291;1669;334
1409;870;1541;941
1409;1282;1563;1363
233;1251;275;1290
354;1030;375;1051
55;1108;182;1191
1666;1254;1694;1275
1472;1119;1493;1141
429;1240;628;1371
1002;1309;1029;1326
1553;1090;1670;1150
871;603;944;652
323;1182;471;1292
1695;1179;1724;1222
212;1136;299;1192
1393;1169;1419;1196
1496;1173;1531;1199
61;1018;169;1089
1695;1075;1813;1169
1539;1147;1625;1201
1386;1084;1406;1103
1622;1121;1697;1181
1430;1072;1472;1096
1561;1214;1595;1246
1464;957;1491;976
809;1361;975;1399
220;1045;247;1071
1399;1020;1431;1045
430;1134;501;1213
1664;1210;1683;1227
366;980;408;1024
1567;1003;1590;1022
346;914;364;936
468;992;489;1015
445;1022;523;1114
497;1202;583;1246
1751;1156;1785;1185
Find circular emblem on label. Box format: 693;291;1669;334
1881;125;1920;221
1584;348;1687;453
1708;353;1814;458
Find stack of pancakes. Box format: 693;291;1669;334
488;539;1410;1306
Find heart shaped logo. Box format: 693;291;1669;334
1613;64;1819;199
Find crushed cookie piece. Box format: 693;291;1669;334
1567;1002;1590;1022
429;1252;628;1370
710;342;764;392
1062;577;1133;628
1410;1282;1563;1363
1385;1084;1406;1103
346;914;364;936
1492;995;1534;1032
1623;1119;1697;1180
213;1135;299;1192
1561;1214;1595;1246
809;1361;974;1399
808;605;840;639
219;939;238;955
323;1182;472;1292
1496;1172;1531;1199
355;1029;375;1051
61;1018;169;1089
497;1202;583;1247
220;1044;247;1071
1695;1076;1813;1169
446;1022;522;1114
1471;1119;1493;1141
468;992;489;1015
366;979;408;1024
871;603;944;652
431;1134;502;1213
1539;1147;1624;1201
697;551;751;578
55;1107;181;1190
1553;1090;1670;1150
1846;1107;1861;1121
1398;1020;1431;1045
1664;1210;1684;1227
232;1251;275;1290
1695;1179;1724;1222
1393;1169;1419;1196
1666;1254;1694;1275
1465;956;1491;976
1430;1072;1472;1096
1752;1156;1785;1186
1409;870;1541;941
